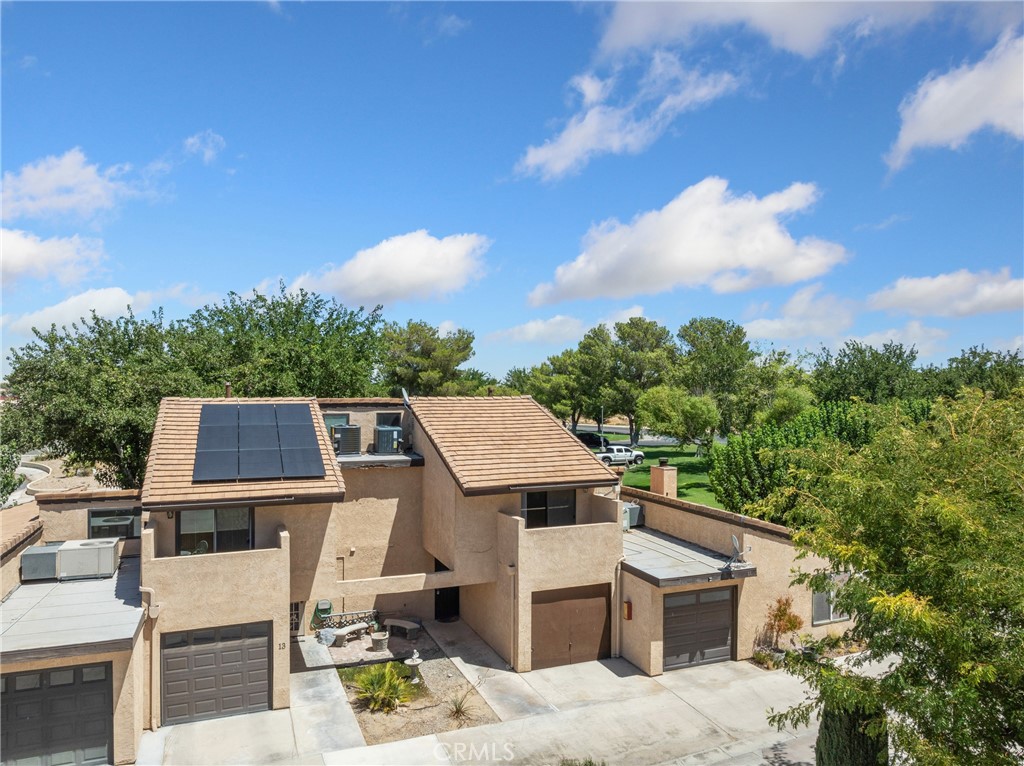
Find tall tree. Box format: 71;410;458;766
811;341;920;404
172;285;385;397
919;346;1024;401
379;320;475;396
3;309;203;487
636;386;719;448
765;388;1024;764
575;325;616;427
609;318;677;444
676;317;757;432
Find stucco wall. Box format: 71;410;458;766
37;498;140;543
1;644;143;765
320;404;409;454
140;523;291;725
1;527;42;601
619;570;660;675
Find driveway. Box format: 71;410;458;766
140;622;817;766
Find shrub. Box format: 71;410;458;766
764;596;804;649
446;689;474;722
816;703;888;766
353;663;412;713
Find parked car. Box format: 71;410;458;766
595;444;645;466
574;431;610;450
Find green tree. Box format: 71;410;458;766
575;325;616;428
766;388;1024;765
812;341;921;404
609;318;677;444
677;317;757;431
379;320;475;396
919;346;1024;401
3;309;203;487
759;384;816;427
0;445;23;506
173;285;384;397
636;386;719;448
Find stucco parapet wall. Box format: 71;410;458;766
621;487;792;540
317;397;404;406
1;522;42;560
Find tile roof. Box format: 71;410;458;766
410;396;618;495
140;398;345;507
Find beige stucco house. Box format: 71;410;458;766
0;395;847;765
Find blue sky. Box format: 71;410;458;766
3;2;1022;380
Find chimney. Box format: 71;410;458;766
487;386;494;397
225;382;232;398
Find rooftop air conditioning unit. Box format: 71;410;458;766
21;543;61;582
58;539;119;581
622;502;643;530
374;426;402;454
333;424;361;456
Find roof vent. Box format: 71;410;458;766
333;425;361;455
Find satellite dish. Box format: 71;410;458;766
731;534;741;556
401;388;410;407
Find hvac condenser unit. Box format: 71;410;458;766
333;425;361;456
374;426;402;454
622;502;643;530
21;543;61;581
58;539;119;580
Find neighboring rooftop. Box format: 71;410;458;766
623;527;757;587
411;396;618;496
1;557;144;661
141;398;345;507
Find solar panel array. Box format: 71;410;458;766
193;403;327;482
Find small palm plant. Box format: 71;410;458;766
446;689;474;722
354;663;413;713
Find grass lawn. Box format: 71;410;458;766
620;444;722;509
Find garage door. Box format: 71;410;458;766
1;663;112;766
664;587;734;670
531;584;610;670
161;622;270;725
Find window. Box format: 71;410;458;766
376;412;401;428
324;413;350;433
812;575;850;625
290;601;304;635
177;507;253;555
521;490;576;529
88;508;142;539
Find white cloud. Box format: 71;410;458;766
1;147;135;221
183;130;227;165
437;320;460;337
599;2;934;58
487;315;587;344
854;213;909;232
1;228;105;286
517;51;737;181
851;320;949;357
7;287;137;335
744;284;855;340
886;33;1024;171
291;230;491;305
435;13;470;39
529;177;847;305
868;268;1024;317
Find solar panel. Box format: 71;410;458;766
277;424;318;450
238;448;284;479
281;448;326;478
200;404;238;426
196;425;238;452
239;424;279;450
192;402;325;483
239;404;277;425
275;403;314;425
193;450;239;481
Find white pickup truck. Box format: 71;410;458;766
595;444;645;466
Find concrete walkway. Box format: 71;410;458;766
142;623;817;766
137;638;363;765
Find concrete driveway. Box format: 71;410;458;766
140;622;816;766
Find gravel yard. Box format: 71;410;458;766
336;632;499;745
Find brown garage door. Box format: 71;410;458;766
664;587;734;670
1;663;112;766
161;622;270;725
531;584;610;670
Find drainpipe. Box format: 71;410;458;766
613;555;625;659
138;586;160;731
